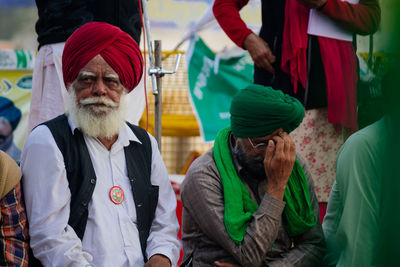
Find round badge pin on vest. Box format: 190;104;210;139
109;186;125;204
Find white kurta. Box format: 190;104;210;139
21;116;181;267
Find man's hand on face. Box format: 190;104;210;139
144;254;171;267
243;33;276;74
264;132;296;200
296;0;327;9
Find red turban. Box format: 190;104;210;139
62;22;143;93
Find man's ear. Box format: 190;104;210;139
231;135;238;146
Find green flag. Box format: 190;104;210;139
186;36;253;142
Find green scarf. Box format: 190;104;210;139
213;127;315;244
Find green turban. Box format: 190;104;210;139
230;84;305;137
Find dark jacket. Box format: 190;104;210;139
35;0;142;48
256;0;327;109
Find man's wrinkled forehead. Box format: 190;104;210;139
78;71;120;80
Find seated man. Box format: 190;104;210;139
0;150;29;266
322;62;400;267
21;22;180;267
181;85;325;266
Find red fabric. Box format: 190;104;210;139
319;202;327;222
320;0;380;35
213;0;380;48
214;0;378;130
281;1;310;94
318;37;358;129
213;0;252;48
176;199;183;265
281;0;358;130
171;181;183;265
62;22;143;93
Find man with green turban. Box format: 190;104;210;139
181;84;325;266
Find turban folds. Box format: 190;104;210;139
230;84;305;137
62;22;143;93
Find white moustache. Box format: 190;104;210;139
66;90;127;139
80;97;118;108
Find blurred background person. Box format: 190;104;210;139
0;96;22;163
322;2;400;261
322;59;400;267
361;2;400;265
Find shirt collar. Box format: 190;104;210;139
118;123;142;147
67;114;78;134
67;114;142;147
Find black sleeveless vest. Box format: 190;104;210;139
30;114;158;265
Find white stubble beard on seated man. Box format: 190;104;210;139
65;85;128;140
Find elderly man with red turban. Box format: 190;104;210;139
21;22;180;267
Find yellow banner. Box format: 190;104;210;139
0;70;32;160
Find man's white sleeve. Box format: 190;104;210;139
21;125;93;267
145;134;181;266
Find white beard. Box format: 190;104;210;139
65;86;127;139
